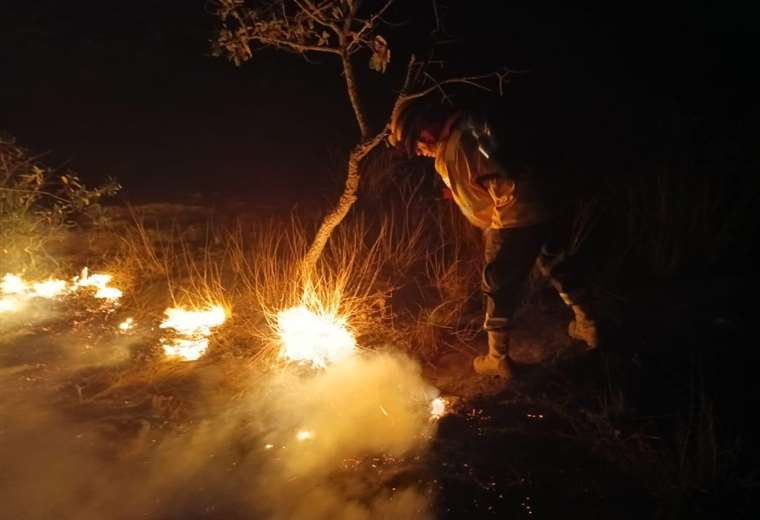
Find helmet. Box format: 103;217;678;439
388;96;446;158
388;97;417;158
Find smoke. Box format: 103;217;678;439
0;335;438;519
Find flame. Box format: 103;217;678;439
0;268;122;311
1;274;27;295
72;268;122;301
160;305;226;361
0;297;19;313
118;317;135;332
32;279;68;299
296;430;313;441
430;397;447;420
276;305;356;368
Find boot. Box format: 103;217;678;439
568;304;599;349
557;291;599;350
473;330;513;378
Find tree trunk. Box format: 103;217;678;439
301;55;414;276
300;53;372;275
301;132;385;276
341;53;369;139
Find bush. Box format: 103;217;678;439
0;134;121;272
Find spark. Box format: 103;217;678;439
118;317;135;332
264;444;274;450
160;305;227;361
296;430;313;441
430;397;447;420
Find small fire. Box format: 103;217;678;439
118;317;135;332
1;274;27;295
296;430;313;441
32;279;68;299
2;273;68;299
0;268;123;312
276;305;356;368
430;397;447;420
72;268;123;301
160;305;226;361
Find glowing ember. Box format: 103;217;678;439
296;430;313;441
276;305;356;368
118;317;135;332
430;397;447;420
160;305;226;361
264;444;274;450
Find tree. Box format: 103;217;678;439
211;0;508;276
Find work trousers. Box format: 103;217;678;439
482;215;587;331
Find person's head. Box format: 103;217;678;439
388;96;455;159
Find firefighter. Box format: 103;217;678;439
389;95;599;379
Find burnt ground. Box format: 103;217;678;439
426;276;758;519
0;205;757;519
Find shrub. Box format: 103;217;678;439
0;134;120;272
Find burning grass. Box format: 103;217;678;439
0;196;459;518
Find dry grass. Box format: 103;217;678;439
103;191;475;368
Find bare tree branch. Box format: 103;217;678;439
348;0;396;53
341;0;362;39
294;0;341;34
401;69;514;103
423;71;454;105
340;53;369;137
431;0;445;35
251;34;341;55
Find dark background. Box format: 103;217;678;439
1;2;757;207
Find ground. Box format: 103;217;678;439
0;204;756;520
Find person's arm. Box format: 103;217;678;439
461;132;516;228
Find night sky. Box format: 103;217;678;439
2;2;757;207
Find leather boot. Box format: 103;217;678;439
473;330;513;378
567;304;599;349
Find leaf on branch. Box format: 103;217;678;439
317;31;331;46
369;35;390;73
